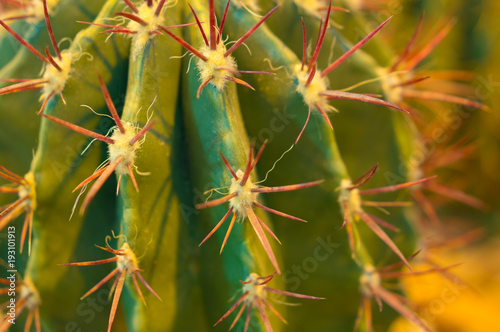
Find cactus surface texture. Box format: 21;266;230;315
0;0;499;332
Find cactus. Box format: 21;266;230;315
0;0;497;331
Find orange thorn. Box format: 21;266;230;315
359;176;434;195
251;180;323;193
245;206;280;274
107;269;126;332
253;202;307;222
197;76;213;98
214;291;249;326
195;192;236;210
127;164;139;192
220;213;237;253
80;267;120;300
80;156;124;215
225;76;255;91
200;208;234;247
73;161;110;192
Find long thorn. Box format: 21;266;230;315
37;91;54;114
80;156;124;215
97;73;125;134
307;2;332;72
359;177;433;195
250;140;267;174
225;76;255;90
245;207;280;274
404;18;456;70
199;208;233;247
359;212;412;270
127;164;139;192
0;19;49;64
229;302;247;330
45;46;62;71
0;164;24;183
389;13;424;72
254;202;307;222
220;213;237;253
321;16;391;77
80;268;120;300
188;3;208;46
60;256;119;267
224;5;279;57
135;271;162;301
129;119;157;145
19;209;30;254
255;298;273;332
350;163;379;188
376;287;431;332
402;89;489;111
214;291;249;326
217;0;231;45
195;192;237;209
321;90;409;114
252;180;323;193
239;143;255;186
264;286;325;300
42;0;61;60
160;27;208;61
40;113;115;144
131;273;146;306
0;79;47;96
73;162;110;192
107;270;126;332
209;0;217;49
315;103;333;129
0;195;28;218
219;151;238;180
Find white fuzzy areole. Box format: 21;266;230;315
228;169;258;216
41;49;72;99
377;67;408;105
360;265;380;298
127;2;165;45
197;43;237;91
18;172;36;212
19;277;41;311
294;63;330;111
116;243;139;275
339;179;362;218
243;273;267;303
108;122;140;175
